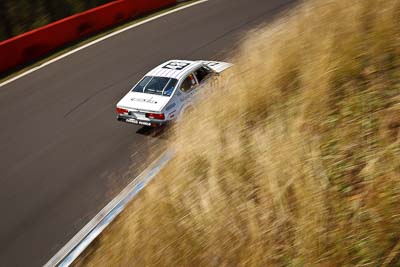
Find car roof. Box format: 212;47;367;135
146;60;203;80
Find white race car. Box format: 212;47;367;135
116;60;232;127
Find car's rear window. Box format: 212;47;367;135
132;76;178;96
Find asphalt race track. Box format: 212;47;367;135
0;0;295;266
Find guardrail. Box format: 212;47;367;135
0;0;176;74
45;150;173;267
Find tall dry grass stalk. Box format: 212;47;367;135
77;0;400;266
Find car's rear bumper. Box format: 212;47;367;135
117;115;163;127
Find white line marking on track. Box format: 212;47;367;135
0;0;209;88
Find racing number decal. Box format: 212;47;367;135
204;62;220;67
163;61;190;70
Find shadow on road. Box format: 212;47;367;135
135;124;172;139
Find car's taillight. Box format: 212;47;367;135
146;113;165;120
116;107;128;114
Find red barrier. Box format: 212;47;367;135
0;0;177;74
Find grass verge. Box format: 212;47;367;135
76;0;400;265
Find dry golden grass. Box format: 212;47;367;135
76;0;400;266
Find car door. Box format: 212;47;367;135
176;72;198;118
193;65;215;88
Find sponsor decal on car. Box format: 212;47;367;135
126;118;152;126
166;103;176;111
131;97;158;104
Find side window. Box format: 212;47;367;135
180;73;197;92
194;66;213;84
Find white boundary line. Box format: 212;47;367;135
45;150;173;267
0;0;208;88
